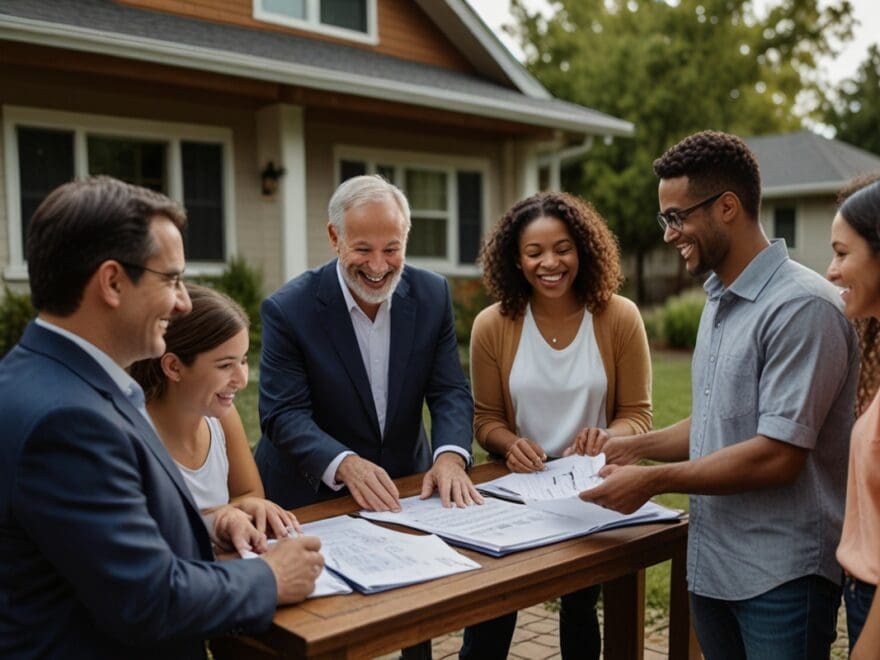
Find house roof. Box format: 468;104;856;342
746;131;880;198
0;0;634;137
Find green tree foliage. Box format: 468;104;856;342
509;0;853;301
826;44;880;156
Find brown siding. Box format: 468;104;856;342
115;0;475;72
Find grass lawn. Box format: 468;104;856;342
238;349;694;615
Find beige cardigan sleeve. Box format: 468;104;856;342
470;295;653;452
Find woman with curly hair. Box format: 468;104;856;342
460;191;652;660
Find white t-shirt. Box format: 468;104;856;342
175;416;230;510
509;304;608;457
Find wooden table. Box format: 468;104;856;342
212;461;698;659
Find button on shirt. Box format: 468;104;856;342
688;240;858;600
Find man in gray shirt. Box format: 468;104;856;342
581;130;858;658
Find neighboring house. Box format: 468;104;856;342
0;0;632;291
746;131;880;276
634;130;880;302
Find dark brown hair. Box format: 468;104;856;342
653;130;761;219
130;283;249;402
479;191;623;318
27;176;185;315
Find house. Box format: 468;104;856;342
746;131;880;276
0;0;633;292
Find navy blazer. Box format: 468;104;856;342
256;261;474;509
0;323;277;659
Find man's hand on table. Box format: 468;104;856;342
336;454;401;512
420;452;484;508
261;536;324;604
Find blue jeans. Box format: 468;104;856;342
844;574;876;651
690;575;841;660
459;585;600;660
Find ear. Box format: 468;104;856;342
94;261;126;308
717;191;741;225
160;352;183;382
328;223;340;252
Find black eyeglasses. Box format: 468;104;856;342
657;191;726;232
117;260;184;289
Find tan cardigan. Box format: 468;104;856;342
470;294;652;451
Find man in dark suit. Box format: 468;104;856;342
0;177;323;659
256;174;482;513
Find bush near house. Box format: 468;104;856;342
0;286;36;358
449;276;493;348
195;256;264;353
643;288;706;350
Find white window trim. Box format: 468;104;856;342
253;0;378;46
334;145;489;276
2;106;236;281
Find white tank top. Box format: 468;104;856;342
509;304;608;457
175;416;230;510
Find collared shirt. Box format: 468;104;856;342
322;261;469;489
688;239;858;599
34;317;151;424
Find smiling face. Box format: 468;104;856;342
119;215;192;365
176;327;249;419
658;176;728;278
827;212;880;320
330;197;407;314
517;215;579;302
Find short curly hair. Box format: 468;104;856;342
653;130;761;219
479;191;623;318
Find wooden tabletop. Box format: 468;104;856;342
213;461;694;660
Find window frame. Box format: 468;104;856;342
334;146;489;275
772;205;797;249
253;0;378;46
2;106;236;281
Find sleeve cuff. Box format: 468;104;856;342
757;415;818;450
321;451;356;490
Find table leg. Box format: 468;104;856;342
668;547;701;659
603;569;645;660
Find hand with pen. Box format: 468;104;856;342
504;437;547;473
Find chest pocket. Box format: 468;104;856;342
717;353;758;420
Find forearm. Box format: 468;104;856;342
646;434;807;496
480;426;521;458
852;588;880;660
632;417;692;462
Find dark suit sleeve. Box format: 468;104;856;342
259;294;351;486
424;278;475;458
13;407;277;644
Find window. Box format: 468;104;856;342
337;150;486;273
773;206;796;248
255;0;376;43
3;107;234;279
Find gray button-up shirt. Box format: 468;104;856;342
688;239;858;599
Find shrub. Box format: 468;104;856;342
449;277;492;346
660;288;705;349
0;286;36;357
195;257;264;353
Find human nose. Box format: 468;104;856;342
174;282;192;315
826;259;839;284
663;222;680;244
232;361;249;388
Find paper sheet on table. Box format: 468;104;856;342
361;493;682;557
477;454;606;502
301;515;480;594
239;538;352;598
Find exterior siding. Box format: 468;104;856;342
760;196;836;277
115;0;476;72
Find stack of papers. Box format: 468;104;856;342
477;454;606;502
301;516;480;594
361;494;681;557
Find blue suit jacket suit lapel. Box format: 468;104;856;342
23;325;207;542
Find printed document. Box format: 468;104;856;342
301;515;480;593
477;454;606;502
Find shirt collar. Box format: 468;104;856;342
335;259;392;316
35;317;143;399
704;239;789;302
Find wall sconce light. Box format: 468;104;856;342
261;161;286;196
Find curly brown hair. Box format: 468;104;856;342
653;130;761;219
479;191;623;318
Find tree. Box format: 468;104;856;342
826;44;880;157
509;0;853;302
